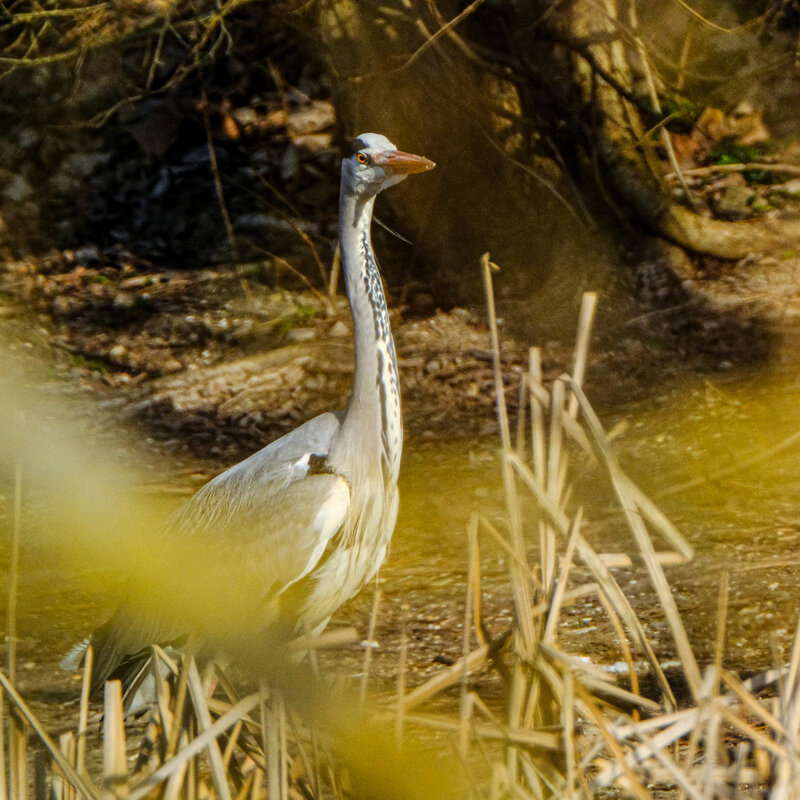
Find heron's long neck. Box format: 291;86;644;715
333;190;402;487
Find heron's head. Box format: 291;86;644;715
341;133;435;197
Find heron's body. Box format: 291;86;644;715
62;133;434;696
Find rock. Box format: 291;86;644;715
280;145;299;183
286;328;316;342
16;128;38;149
293;133;333;154
182;146;210;165
109;344;128;361
113;292;136;310
2;173;33;202
232;107;259;129
329;320;349;337
714;184;756;219
62;151;111;179
773;178;800;198
50;295;74;315
287;101;336;136
74;244;101;266
162;358;183;374
713;172;746;189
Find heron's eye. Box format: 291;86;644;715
356;152;369;165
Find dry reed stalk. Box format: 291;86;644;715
59;732;76;800
507;450;676;707
258;688;270;800
285;707;320;800
468;513;486;648
0;671;97;799
504;662;526;784
165;646;193;761
474;266;745;797
538;646;658;712
459;514;480;757
526;372;594;458
232;769;253;800
328;243;341;299
477;515;540;587
481;254;536;656
594;708;703;788
458;691;473;758
359;588;382;709
401;645;489;712
186;658;232;800
395;621;408;748
528;348;546;484
694;669;721;799
221;719;242;770
515;370;527;458
289;627;359;653
517;751;550;799
162;729;190;800
128;692;260;800
594;587;639;701
712;701;789;759
482;253;538;779
8;717;26;800
529;368;692;565
103;681;128;799
8;422;22;686
574;682;650;800
542;510;582;645
561;671;575;800
585;551;686;568
538;295;594;601
398;712;560;750
541;377;564;593
0;678;5;800
76;646;93;778
629;727;704;800
566;293;596;421
562;377;701;700
721;669;787;736
152;658;175;744
6;431;23;800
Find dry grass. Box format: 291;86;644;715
3;253;800;798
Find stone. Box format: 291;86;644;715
329;320;349;337
715;184;756;219
2;173;33;202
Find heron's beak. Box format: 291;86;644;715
376;150;435;175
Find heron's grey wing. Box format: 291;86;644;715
88;412;345;686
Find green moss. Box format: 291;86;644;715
71;353;112;372
661;94;700;133
708;140;769;166
277;305;318;336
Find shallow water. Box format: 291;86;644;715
3;350;800;728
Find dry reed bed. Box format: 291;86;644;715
2;254;799;798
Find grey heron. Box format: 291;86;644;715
62;133;435;697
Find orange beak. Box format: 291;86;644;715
374;150;436;175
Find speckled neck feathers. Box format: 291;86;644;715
330;188;402;490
